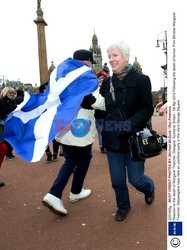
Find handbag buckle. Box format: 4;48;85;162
157;137;162;143
142;139;148;145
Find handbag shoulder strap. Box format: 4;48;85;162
109;79;127;121
110;80;152;132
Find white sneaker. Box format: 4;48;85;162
69;188;91;203
42;193;67;215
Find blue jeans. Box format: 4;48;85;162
96;119;103;148
49;144;92;198
106;150;154;213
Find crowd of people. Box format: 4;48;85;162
0;42;166;222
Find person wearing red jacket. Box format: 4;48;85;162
0;87;17;187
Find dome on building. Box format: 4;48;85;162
133;57;142;73
92;33;98;41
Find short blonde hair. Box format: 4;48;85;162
1;86;16;97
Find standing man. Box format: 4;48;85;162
42;49;105;215
161;64;167;78
159;64;167;116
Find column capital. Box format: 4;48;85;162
34;9;47;26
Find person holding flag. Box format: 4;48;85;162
0;49;104;195
42;49;105;215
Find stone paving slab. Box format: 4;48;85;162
0;115;167;250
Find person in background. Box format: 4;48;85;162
15;89;24;104
42;49;105;215
0;87;17;187
100;41;154;222
159;64;167;116
0;142;8;187
39;82;62;163
161;64;167;78
0;87;17;161
159;64;167;148
102;62;110;75
95;70;108;153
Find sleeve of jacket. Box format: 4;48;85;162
5;101;17;115
128;75;154;133
0;100;4;119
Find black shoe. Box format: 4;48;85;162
145;191;155;205
0;180;5;187
46;152;52;164
6;155;16;161
115;209;130;222
100;147;106;153
53;153;58;162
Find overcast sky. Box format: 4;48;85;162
0;0;179;90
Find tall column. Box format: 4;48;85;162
34;0;49;84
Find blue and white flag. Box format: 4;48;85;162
1;58;98;162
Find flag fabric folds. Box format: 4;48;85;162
1;58;98;162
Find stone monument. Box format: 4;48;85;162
34;0;49;84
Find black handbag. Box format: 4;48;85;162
128;128;162;161
109;80;162;161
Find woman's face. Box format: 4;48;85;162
107;47;129;73
6;91;16;100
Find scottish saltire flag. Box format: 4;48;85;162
1;58;98;162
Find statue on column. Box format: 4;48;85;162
37;0;41;10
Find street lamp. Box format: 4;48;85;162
156;30;167;101
0;75;8;89
156;30;167;63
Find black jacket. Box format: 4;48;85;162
94;109;106;120
0;96;17;120
100;67;154;152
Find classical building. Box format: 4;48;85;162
89;32;103;73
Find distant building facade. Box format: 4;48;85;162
133;57;142;73
89;32;102;73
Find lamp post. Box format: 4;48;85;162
156;30;167;101
0;75;8;89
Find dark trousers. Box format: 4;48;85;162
49;144;92;198
5;143;13;157
45;139;60;154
